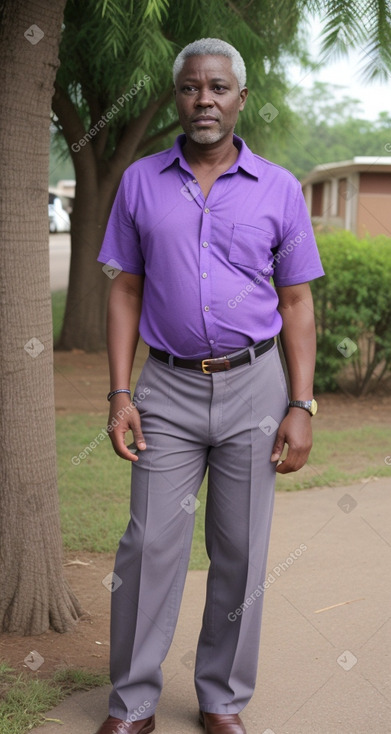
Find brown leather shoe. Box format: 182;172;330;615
94;714;155;734
199;710;246;733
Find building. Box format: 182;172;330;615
301;157;391;237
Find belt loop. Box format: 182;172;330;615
249;344;256;365
168;354;175;369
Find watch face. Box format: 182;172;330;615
310;399;318;416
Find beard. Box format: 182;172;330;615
187;125;224;145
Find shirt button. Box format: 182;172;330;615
209;339;215;345
202;272;208;279
204;207;210;213
204;305;210;312
202;241;209;248
192;179;197;183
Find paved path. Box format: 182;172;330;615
32;478;391;734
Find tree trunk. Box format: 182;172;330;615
57;172;113;351
54;90;169;351
0;0;82;633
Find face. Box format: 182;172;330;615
174;54;248;145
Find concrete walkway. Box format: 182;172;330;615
32;479;391;734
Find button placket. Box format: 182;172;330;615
199;206;214;345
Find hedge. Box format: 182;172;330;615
311;231;391;395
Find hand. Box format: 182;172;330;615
107;394;146;461
271;408;312;474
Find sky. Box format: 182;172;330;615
288;18;391;121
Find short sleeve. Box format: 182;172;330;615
97;172;145;274
272;183;324;286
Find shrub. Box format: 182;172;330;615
311;231;391;395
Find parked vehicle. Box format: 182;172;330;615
48;194;70;233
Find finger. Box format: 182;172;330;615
111;432;139;462
130;414;147;450
271;434;285;463
276;447;310;474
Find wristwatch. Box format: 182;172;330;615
288;399;318;416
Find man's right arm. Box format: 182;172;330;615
106;271;146;461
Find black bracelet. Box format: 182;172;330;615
107;388;131;401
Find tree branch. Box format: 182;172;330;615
84;91;109;160
52;82;97;182
137;118;180;154
110;89;172;174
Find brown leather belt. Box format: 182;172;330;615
149;338;275;374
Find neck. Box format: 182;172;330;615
182;134;238;170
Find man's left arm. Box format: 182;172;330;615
271;282;316;474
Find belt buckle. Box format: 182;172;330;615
201;357;230;374
201;358;212;374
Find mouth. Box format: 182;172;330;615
192;117;219;127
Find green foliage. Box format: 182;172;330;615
54;0;391;157
314;0;391;82
54;0;308;159
312;231;391;394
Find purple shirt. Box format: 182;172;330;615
98;134;324;358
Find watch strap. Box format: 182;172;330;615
288;399;316;416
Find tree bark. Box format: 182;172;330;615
0;0;82;633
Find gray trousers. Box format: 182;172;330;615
108;343;288;720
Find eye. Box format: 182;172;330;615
181;85;197;93
212;85;226;93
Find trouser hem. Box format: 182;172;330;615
108;704;157;721
198;703;245;714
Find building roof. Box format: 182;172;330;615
301;157;391;186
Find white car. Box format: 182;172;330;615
49;195;71;233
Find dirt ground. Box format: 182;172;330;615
1;343;390;679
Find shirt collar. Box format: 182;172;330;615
159;133;259;179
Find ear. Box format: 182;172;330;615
239;87;248;111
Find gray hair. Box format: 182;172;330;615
173;38;246;91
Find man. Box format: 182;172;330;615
95;38;324;734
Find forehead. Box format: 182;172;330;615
177;54;234;81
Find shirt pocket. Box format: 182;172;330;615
228;223;275;273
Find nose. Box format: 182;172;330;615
195;86;214;107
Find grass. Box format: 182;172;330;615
57;414;391;569
0;663;109;734
274;425;390;491
51;289;67;345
